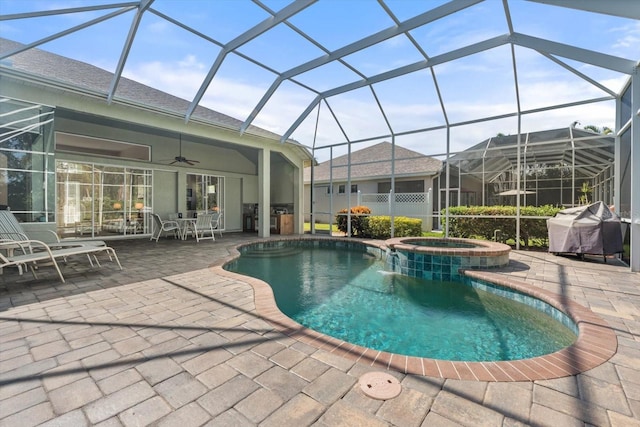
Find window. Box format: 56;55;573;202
0;98;56;222
351;184;358;193
56;132;151;161
56;161;152;237
378;180;425;193
338;184;345;194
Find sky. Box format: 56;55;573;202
1;0;638;161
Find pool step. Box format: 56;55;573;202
242;246;300;258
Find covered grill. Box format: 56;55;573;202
547;201;623;259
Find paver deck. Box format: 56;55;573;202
1;233;638;426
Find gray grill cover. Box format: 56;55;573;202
547;201;623;255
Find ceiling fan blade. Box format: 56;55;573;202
169;160;178;165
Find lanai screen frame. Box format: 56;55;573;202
289;4;638;272
444;128;615;208
2;0;638;270
306;81;637;270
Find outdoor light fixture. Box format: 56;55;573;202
113;202;122;210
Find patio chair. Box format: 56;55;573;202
211;211;223;237
187;213;215;242
0;239;122;283
150;213;180;242
0;210;106;267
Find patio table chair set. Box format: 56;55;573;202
0;210;123;282
151;212;222;242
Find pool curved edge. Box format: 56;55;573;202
212;236;617;382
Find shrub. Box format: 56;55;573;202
336;206;371;236
442;205;562;247
366;216;422;239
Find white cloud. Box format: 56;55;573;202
123;60;203;101
147;20;171;35
610;21;640;52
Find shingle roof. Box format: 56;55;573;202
0;38;282;141
305;141;442;183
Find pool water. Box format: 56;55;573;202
406;240;477;248
229;245;576;361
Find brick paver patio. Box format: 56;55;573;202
1;233;638;426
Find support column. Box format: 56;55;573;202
258;148;271;238
293;161;303;234
630;73;639;272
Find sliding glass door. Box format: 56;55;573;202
56;161;152;237
186;173;224;227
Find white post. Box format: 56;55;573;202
630;72;639;271
258;148;270;238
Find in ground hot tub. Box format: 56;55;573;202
385;237;511;281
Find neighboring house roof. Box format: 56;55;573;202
0;38;283;142
305;142;442;183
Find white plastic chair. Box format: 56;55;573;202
0;210;105;247
0;239;122;283
150;213;180;242
187;213;215;242
211;211;223;237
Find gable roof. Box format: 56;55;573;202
305;142;442;183
0;37;283;142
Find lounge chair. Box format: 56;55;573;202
150;213;180;242
0;210;106;248
0;239;122;283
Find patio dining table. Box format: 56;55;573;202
174;217;197;240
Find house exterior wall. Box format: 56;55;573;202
1;75;310;237
53;119;257;234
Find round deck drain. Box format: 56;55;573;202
359;372;402;400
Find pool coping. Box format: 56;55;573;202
211;236;618;382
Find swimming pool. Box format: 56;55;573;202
225;240;575;361
218;237;617;380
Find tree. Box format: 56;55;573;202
579;181;591;205
583;124;613;135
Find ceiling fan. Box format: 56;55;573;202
170;134;199;166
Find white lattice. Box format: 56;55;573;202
394;193;426;203
361;194;388;203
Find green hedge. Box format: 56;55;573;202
336;206;423;238
366;216;423;239
442;205;562;247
